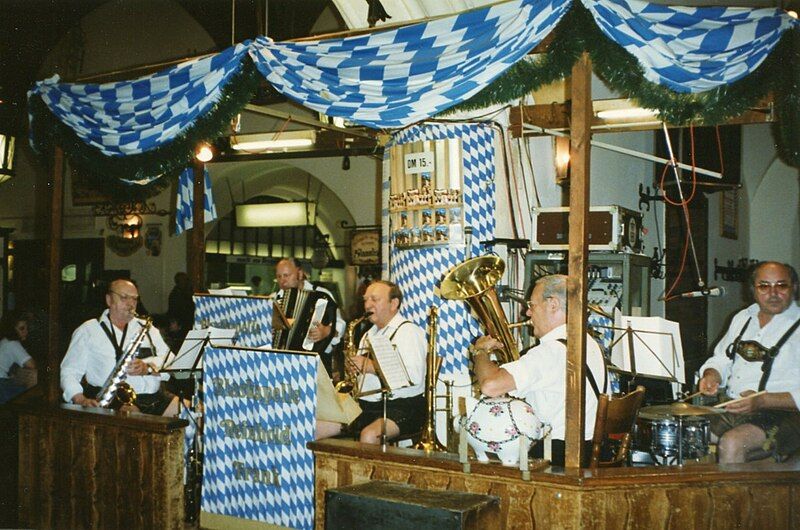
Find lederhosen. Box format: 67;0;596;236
354;320;426;436
84;316;171;415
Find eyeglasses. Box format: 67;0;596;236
526;296;553;310
755;281;792;294
110;290;139;302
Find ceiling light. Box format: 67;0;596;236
596;107;658;120
230;130;316;152
195;142;214;162
236;202;317;227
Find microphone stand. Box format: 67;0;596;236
381;389;389;451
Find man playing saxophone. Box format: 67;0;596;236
60;279;181;416
317;281;427;443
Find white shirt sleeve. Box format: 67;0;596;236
61;324;91;402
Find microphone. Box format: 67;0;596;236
680;286;726;298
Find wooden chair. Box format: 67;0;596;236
590;386;646;468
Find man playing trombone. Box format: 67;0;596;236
61;279;181;416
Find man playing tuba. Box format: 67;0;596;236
472;274;608;467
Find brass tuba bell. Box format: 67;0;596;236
440;255;520;364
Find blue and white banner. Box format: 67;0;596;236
202;346;317;530
175;166;218;235
193;295;273;348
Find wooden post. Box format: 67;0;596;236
187;162;205;291
45;147;65;404
564;52;592;469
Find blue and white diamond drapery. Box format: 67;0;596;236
248;0;568;129
29;43;250;157
175;166;218;235
584;0;797;93
27;0;798;160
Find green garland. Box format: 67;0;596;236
29;5;800;199
29;58;262;202
449;3;800;168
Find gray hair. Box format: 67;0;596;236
535;274;567;310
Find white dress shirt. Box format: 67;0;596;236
60;310;171;403
501;324;607;440
700;302;800;407
357;312;427;402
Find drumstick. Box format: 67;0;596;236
680;390;703;402
713;390;767;408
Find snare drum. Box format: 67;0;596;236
636;415;710;460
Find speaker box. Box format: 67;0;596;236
325;481;500;530
531;205;644;254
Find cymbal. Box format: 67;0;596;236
639;402;724;418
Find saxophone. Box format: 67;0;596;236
96;314;153;409
336;312;372;398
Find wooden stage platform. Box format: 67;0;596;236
310;438;800;529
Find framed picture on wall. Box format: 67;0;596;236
720;189;738;239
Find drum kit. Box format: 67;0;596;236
634;401;723;466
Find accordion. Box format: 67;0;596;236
273;288;333;352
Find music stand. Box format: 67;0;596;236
161;327;236;412
360;334;414;450
606;316;685;392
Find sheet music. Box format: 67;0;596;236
611;316;685;384
162;327;236;370
368;334;412;391
302;298;329;350
208;287;248;296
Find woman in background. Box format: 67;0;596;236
0;311;36;403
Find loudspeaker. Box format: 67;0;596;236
325;481;500;530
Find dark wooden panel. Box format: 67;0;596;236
16;405;187;529
325;481;500;530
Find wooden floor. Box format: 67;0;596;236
310;438;800;529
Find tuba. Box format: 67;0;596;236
96;314;153;409
440;255;520;363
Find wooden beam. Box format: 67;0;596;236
187;162;206;292
564;52;592;469
46;147;65;405
509;98;775;137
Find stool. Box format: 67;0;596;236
325;480;499;529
